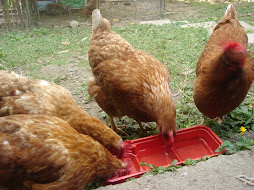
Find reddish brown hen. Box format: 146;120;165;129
88;9;177;144
193;4;254;119
84;0;96;18
0;114;128;190
0;70;123;157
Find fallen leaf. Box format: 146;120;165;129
113;19;119;22
57;50;69;54
182;69;194;75
81;37;87;42
61;41;71;45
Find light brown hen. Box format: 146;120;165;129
0;114;128;190
88;9;177;144
0;70;123;157
193;4;254;119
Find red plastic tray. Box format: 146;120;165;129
107;125;223;184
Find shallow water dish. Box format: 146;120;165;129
107;125;223;184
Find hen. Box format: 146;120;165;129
0;114;128;190
0;70;123;157
193;4;254;119
84;0;96;18
88;9;177;144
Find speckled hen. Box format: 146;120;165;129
193;4;254;118
0;114;127;190
0;70;123;157
87;9;177;144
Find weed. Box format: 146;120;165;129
184;158;198;166
84;179;104;190
236;136;254;150
139;156;211;177
53;76;68;84
126;177;136;182
216;136;254;155
206;101;254;138
140;159;182;176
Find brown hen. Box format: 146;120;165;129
0;114;127;190
84;0;96;18
88;9;177;144
193;4;254;119
0;70;123;157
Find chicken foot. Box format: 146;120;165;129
109;116;129;136
214;116;225;125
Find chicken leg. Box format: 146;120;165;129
109;116;129;136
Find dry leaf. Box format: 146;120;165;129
57;50;69;54
61;41;71;45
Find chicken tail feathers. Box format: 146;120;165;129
224;4;238;21
214;4;241;31
92;9;110;32
92;9;101;30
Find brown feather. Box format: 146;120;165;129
0;70;123;156
0;115;126;190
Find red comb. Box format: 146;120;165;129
221;41;246;53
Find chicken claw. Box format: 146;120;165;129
109;116;129;136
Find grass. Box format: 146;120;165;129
1;1;254;189
180;1;254;26
0;26;91;74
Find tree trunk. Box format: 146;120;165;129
15;0;25;29
20;0;28;28
3;0;11;30
11;0;19;26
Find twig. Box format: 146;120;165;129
240;13;254;17
236;175;254;186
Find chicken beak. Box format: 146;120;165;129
162;131;175;146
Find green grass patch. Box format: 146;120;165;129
180;1;254;26
1;26;91;72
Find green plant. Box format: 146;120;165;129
236;136;254;150
140;159;182;176
184;158;198;166
139;156;212;177
126;177;136;182
216;136;254;155
84;179;104;190
205;100;254;138
53;76;68;84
